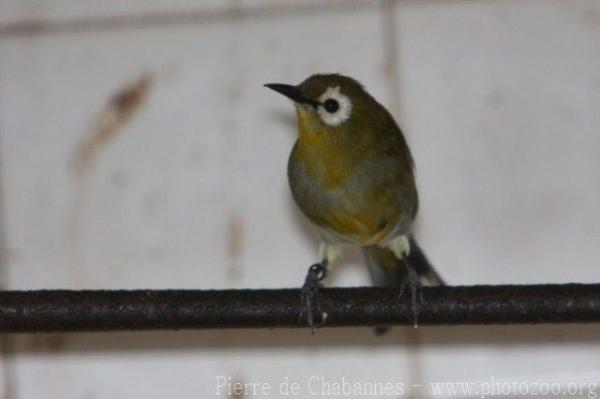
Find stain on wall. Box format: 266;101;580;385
71;73;152;174
67;73;152;281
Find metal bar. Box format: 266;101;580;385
0;284;599;333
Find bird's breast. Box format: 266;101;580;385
288;140;416;245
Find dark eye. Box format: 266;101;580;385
323;98;339;113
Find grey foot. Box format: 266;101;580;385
300;263;328;332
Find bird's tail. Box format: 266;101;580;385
362;236;444;334
362;236;445;288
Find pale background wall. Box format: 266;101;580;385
0;0;599;398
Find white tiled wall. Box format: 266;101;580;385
395;0;600;286
1;1;599;398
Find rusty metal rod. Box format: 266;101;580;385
0;284;599;333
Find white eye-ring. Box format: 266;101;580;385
317;86;352;127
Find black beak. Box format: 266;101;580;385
264;83;318;106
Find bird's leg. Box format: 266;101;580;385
300;262;328;331
388;235;422;328
300;242;343;332
398;256;421;328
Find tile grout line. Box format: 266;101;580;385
0;39;18;399
382;0;402;118
0;0;377;38
381;2;426;398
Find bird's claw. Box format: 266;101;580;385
300;263;328;332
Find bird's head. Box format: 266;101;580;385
265;73;383;138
